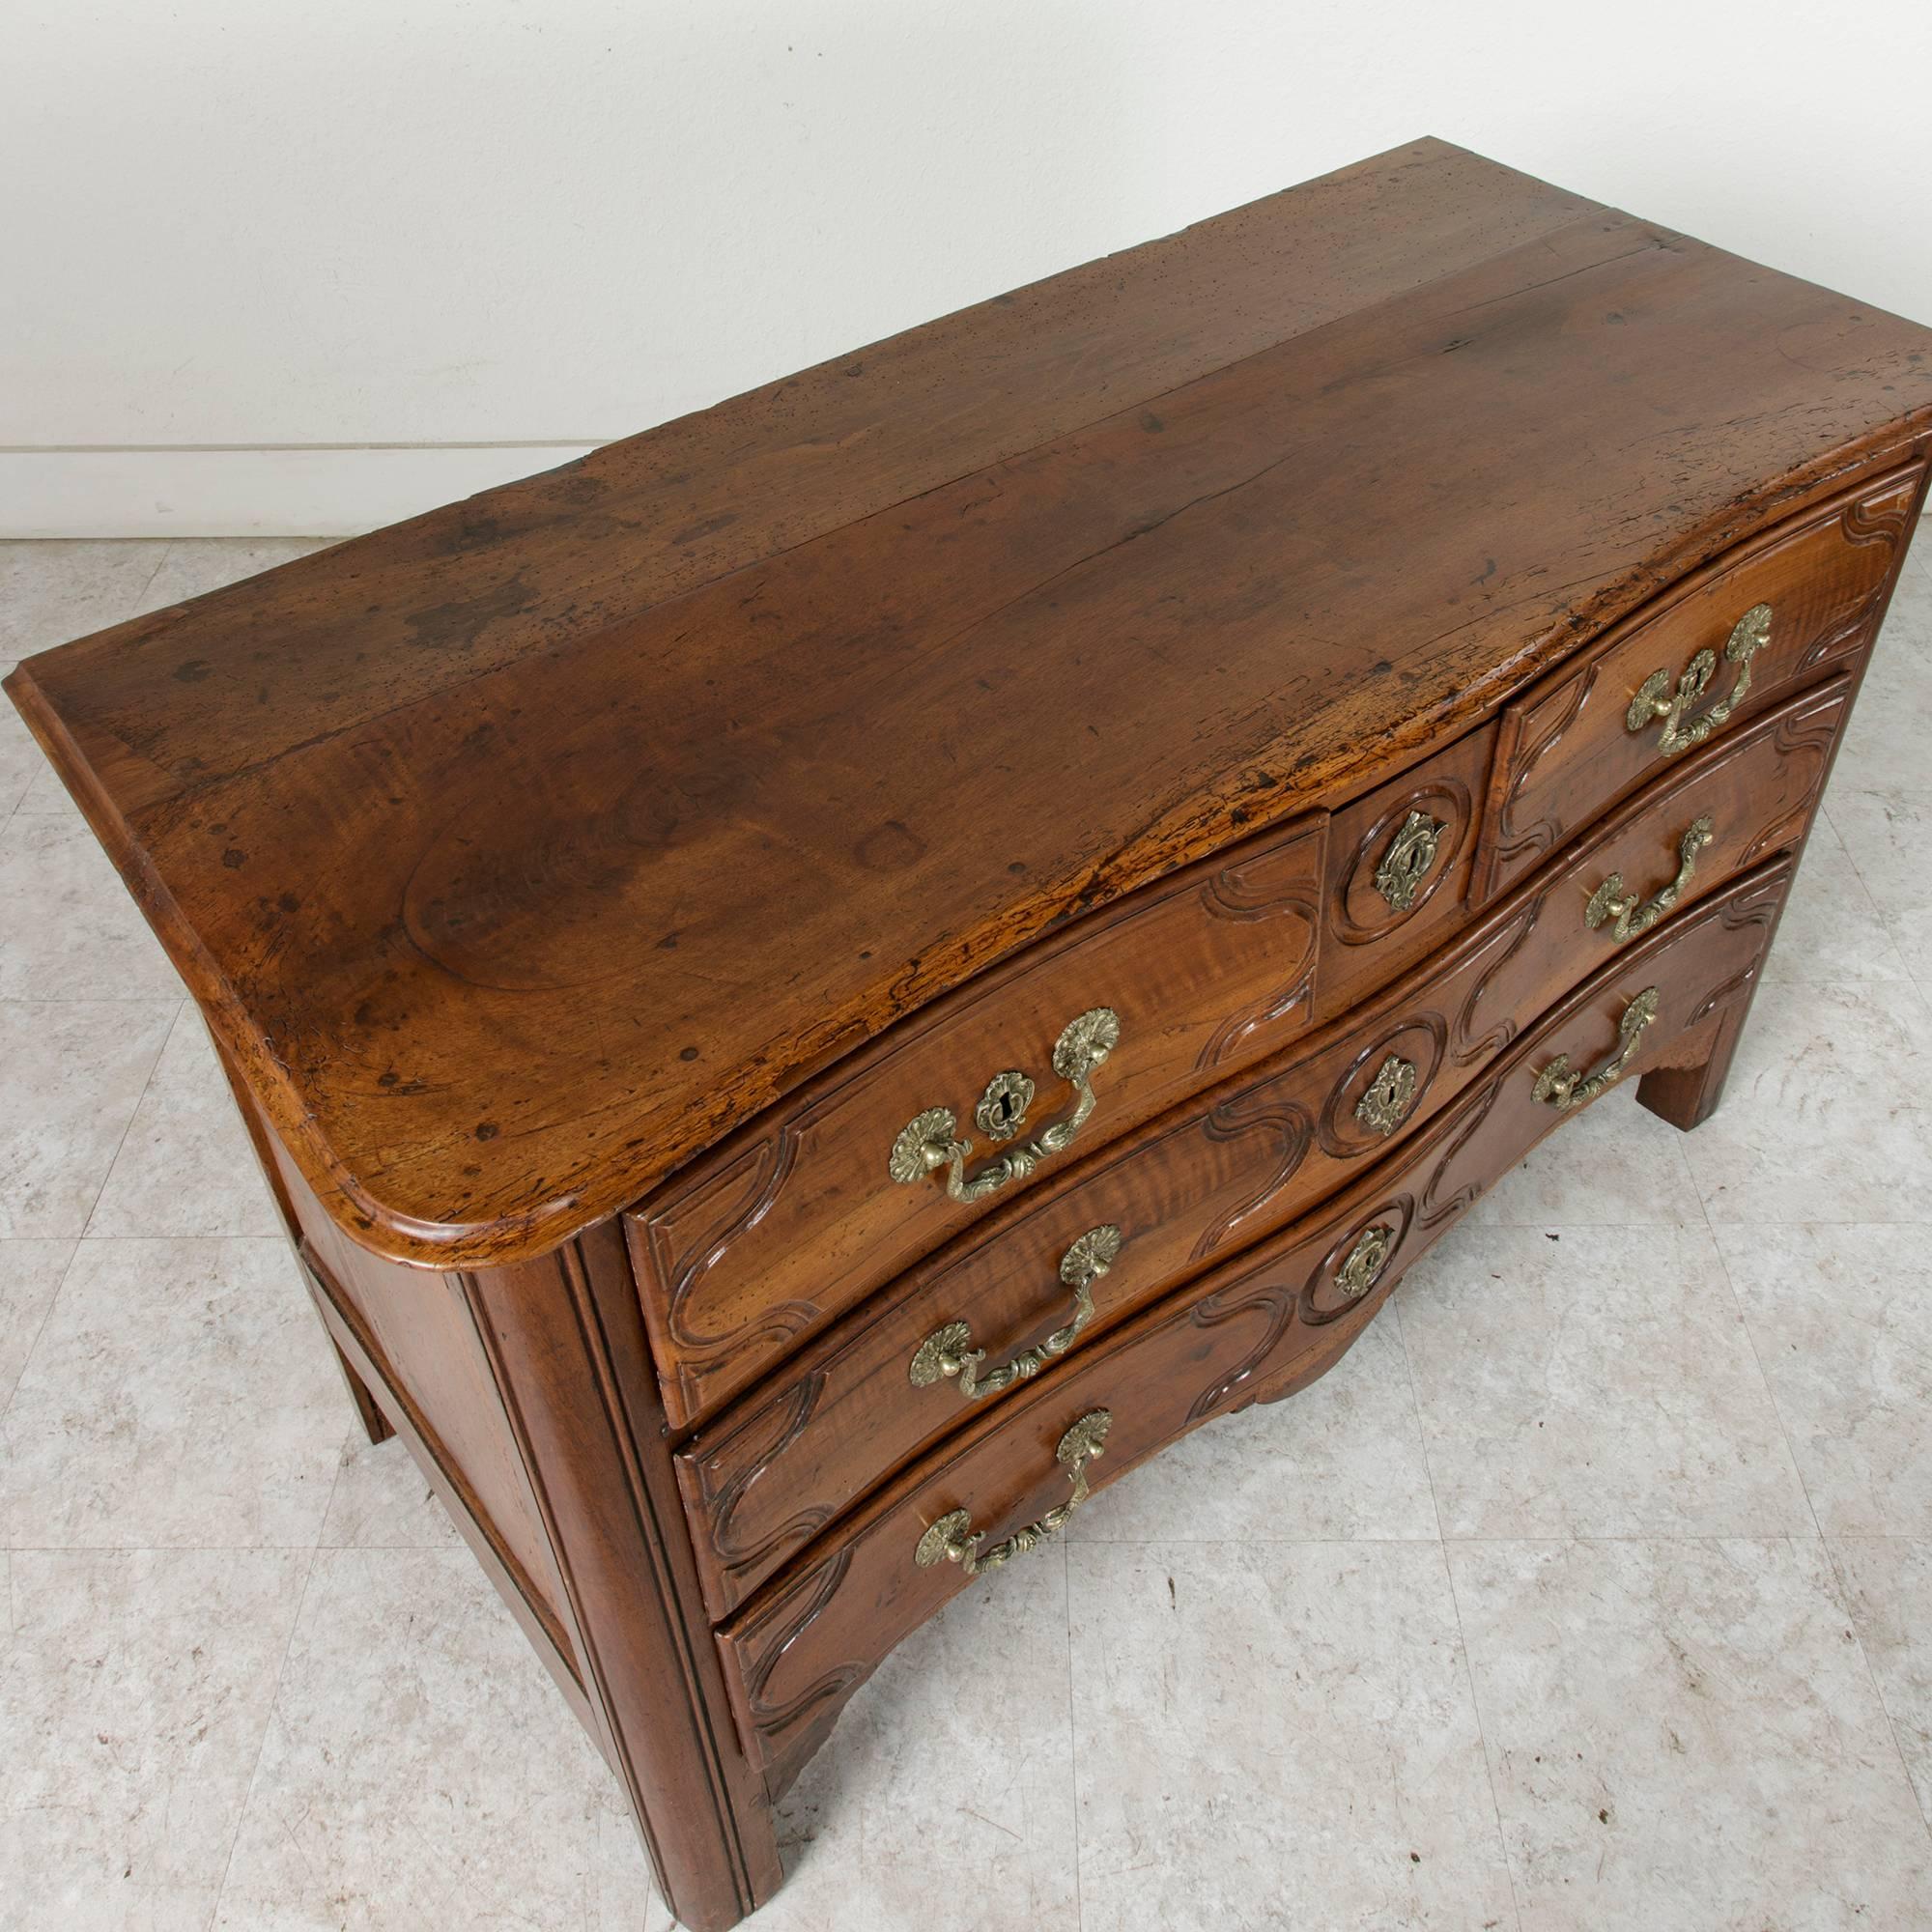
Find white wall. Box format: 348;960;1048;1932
5;0;1929;536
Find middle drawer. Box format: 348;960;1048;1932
675;672;1850;1617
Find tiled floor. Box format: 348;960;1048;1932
3;535;1931;1931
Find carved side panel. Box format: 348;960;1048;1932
1736;692;1847;867
734;1548;863;1765
1797;476;1922;668
270;1144;581;1677
1192;836;1324;1068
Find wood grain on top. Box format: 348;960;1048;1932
11;137;1932;1265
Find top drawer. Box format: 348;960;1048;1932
1473;461;1922;901
1311;719;1496;1026
627;812;1327;1428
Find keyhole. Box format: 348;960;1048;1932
975;1070;1036;1143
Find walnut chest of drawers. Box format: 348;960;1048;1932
10;139;1930;1930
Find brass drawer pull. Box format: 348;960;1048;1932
1533;986;1661;1109
909;1224;1121;1401
888;1007;1121;1204
914;1409;1112;1577
1585;815;1715;944
1374;810;1447;912
1627;603;1772;757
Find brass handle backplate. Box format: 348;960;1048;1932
1586;816;1715;944
889;1008;1121;1205
1627;604;1771;757
909;1224;1121;1401
914;1408;1112;1577
1533;987;1661;1110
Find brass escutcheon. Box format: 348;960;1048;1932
1335;1224;1395;1300
974;1069;1036;1143
889;1008;1122;1205
1354;1053;1419;1138
1374;810;1447;913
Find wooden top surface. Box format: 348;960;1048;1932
12;138;1932;1267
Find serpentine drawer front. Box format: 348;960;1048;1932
717;862;1797;1781
9;141;1928;1932
629;706;1514;1432
675;674;1852;1616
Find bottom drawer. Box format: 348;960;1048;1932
718;855;1796;1781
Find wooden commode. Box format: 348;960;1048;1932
11;139;1930;1930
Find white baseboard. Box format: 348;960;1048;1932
0;445;603;538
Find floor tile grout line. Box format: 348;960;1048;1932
1809;796;1920;994
1816;792;1932;1014
1692;1175;1826;1546
1386;1294;1525;1932
1691;1120;1932;1843
1815;1535;1932;1845
203;1539;324;1932
1380;1295;1445;1542
200;1189;362;1927
1062;1537;1085;1932
310;1424;357;1559
1421;1215;1932;1232
1;1001;181;1410
1;1543;334;1554
9;1533;1932;1554
5;1233;297;1245
0;993;199;1007
1061;1529;1869;1546
1429;1548;1526;1931
126;546;171;625
0;1236;87;1427
74;996;186;1242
